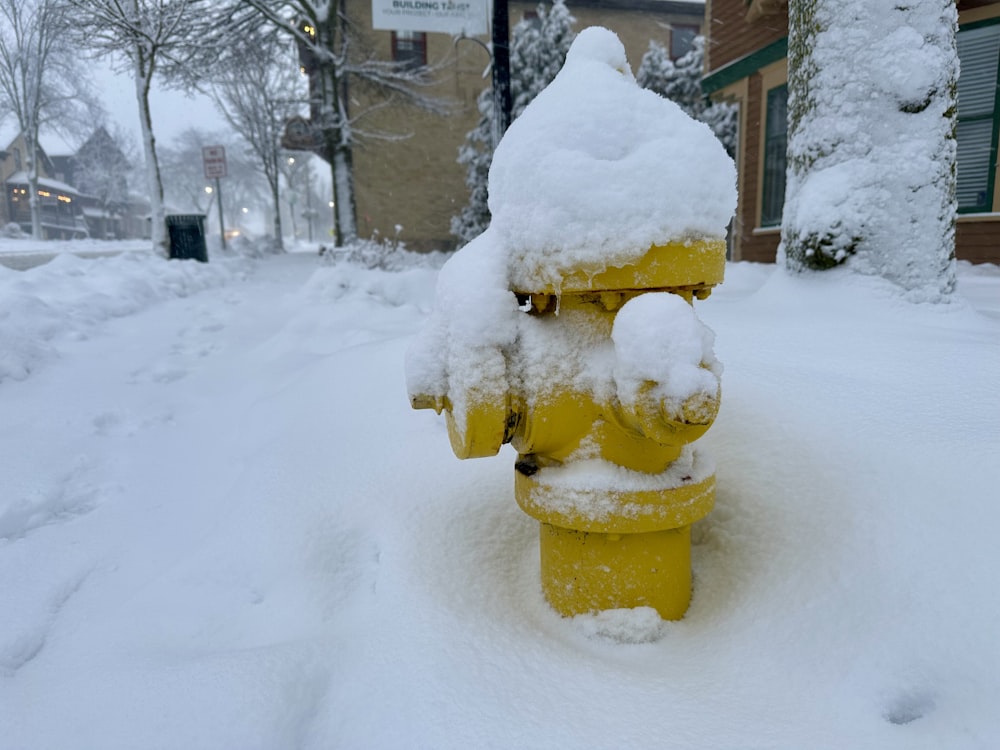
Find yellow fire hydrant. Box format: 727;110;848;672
406;27;734;620
411;239;725;620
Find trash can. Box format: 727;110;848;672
166;214;208;262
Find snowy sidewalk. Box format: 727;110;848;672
0;251;998;749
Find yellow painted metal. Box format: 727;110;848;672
515;470;714;619
445;395;510;459
514;238;727;296
539;524;694;621
515;472;716;535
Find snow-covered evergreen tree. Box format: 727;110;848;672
508;0;576;120
636;36;737;157
451;0;576;245
71;126;133;236
781;0;958;300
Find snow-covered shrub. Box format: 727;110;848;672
1;222;25;239
325;236;448;272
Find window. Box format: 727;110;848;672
761;84;787;227
392;31;427;69
670;25;698;60
956;22;1000;213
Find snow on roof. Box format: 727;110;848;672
5;171;81;196
0;125;79;157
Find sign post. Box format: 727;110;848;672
202;146;228;250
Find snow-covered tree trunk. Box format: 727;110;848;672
316;8;356;247
134;47;168;257
781;0;958;300
24;126;42;239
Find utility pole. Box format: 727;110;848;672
491;0;512;147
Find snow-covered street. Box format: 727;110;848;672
0;244;997;748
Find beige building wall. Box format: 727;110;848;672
348;0;706;251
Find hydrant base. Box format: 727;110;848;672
538;522;693;620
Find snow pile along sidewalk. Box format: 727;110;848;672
0;252;248;382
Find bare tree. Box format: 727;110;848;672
278;150;319;241
0;0;99;238
71;124;136;238
160;127;267;232
215;0;448;247
64;0;208;257
210;27;302;251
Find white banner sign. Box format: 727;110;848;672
371;0;487;35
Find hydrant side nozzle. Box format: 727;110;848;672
617;385;721;449
445;393;514;459
411;393;447;414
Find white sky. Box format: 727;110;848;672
0;58;230;157
91;58;230;151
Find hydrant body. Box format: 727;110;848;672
413;239;726;620
406;26;737;622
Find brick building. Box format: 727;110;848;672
703;0;1000;264
344;0;707;251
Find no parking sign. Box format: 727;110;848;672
202;146;227;180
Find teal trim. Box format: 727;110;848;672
962;16;1000;34
702;37;788;95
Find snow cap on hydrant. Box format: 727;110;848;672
488;26;737;292
406;27;736;622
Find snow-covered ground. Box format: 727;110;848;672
0;238;997;749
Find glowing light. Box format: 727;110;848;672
241;207;249;214
38;190;51;197
205;186;213;194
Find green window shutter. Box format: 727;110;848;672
761;84;788;227
957;22;1000;212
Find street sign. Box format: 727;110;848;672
202;146;228;179
281;116;322;152
371;0;487;35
